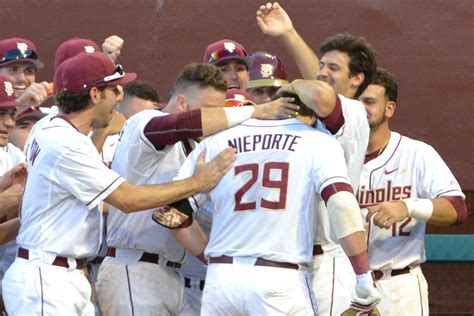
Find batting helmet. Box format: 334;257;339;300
247;51;288;89
225;88;256;107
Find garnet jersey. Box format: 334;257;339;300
176;118;351;264
357;132;465;270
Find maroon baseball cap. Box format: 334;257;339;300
15;106;47;124
0;37;44;68
54;52;137;94
54;37;100;71
247;51;289;89
224;88;256;107
203;39;252;69
0;75;20;109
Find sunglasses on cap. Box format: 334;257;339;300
1;48;38;63
83;64;125;89
208;49;247;64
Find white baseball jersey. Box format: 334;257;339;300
106;109;192;262
357;131;465;270
0;143;25;291
24;105;59;154
17;116;125;258
177;118;351;264
314;94;369;245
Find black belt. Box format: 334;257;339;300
373;267;411;280
312;245;324;256
184;277;205;291
106;247;182;269
18;247;85;269
209;255;298;270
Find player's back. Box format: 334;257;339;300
193;118;349;264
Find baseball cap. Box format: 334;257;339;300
225;88;256;107
203;39;252;69
14;106;47;124
247;51;289;89
0;37;44;68
54;52;137;94
54;37;100;71
0;75;20;109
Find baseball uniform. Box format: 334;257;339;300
174;118;355;315
311;94;369;315
357;131;465;315
0;143;25;296
2;116;125;315
96;109;201;315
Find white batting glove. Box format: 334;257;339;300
346;271;381;313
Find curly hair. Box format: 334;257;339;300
371;67;398;102
55;86;106;114
320;33;377;98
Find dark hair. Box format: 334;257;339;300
371;67;398;102
123;80;160;102
55;86;106;114
172;63;227;96
320;33;377;98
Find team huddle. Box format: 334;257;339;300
0;2;468;316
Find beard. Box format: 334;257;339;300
369;109;388;130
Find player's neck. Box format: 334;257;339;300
59;109;94;135
367;125;391;155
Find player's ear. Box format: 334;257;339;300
386;101;396;118
176;95;187;113
350;72;364;90
89;87;102;105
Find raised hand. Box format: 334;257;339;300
102;35;124;63
256;2;294;37
192;148;236;193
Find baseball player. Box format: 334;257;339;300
95;63;298;315
246;50;289;104
257;3;378;314
357;68;468;315
203;39;252;91
0;37;51;110
0;75;26;312
25;36;125;155
154;89;381;315
8;106;46;151
1;52;236;315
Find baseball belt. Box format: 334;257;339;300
209;255;299;270
184;277;205;291
106;247;182;269
17;247;86;269
372;267;411;280
312;245;324;256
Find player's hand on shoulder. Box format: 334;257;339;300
102;35;124;63
16;81;52;106
252;97;299;120
256;2;294;37
192;148;236;192
366;201;409;229
0;163;27;192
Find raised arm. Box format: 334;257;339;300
257;2;319;79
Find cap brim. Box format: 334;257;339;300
214;56;253;69
16;112;47;124
0;101;20;109
0;58;44;69
247;79;289;89
109;72;137;87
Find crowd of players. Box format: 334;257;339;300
0;2;468;315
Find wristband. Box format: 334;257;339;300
402;198;433;221
223;106;255;127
